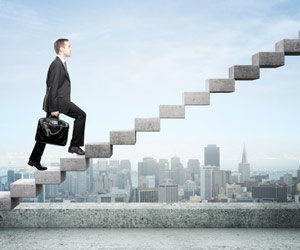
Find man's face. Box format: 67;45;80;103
61;41;72;57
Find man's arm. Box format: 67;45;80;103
48;62;61;114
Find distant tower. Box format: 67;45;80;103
204;144;220;169
200;166;213;201
238;143;250;183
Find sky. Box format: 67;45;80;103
0;0;300;172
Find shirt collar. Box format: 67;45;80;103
56;55;66;64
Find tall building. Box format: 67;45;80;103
238;143;250;183
97;159;108;171
224;170;232;184
37;185;45;202
136;188;158;202
119;160;131;172
14;173;22;182
226;183;243;198
283;172;293;194
76;171;87;196
252;186;287;202
158;184;178;202
204;144;220;168
48;184;59;197
232;172;241;183
157;159;169;186
170;155;184;185
297;166;300;183
187;159;200;181
87;159;94;193
109;160;119;167
138;157;156;187
200;166;213;201
7;170;14;190
283;173;293;186
183;180;196;200
212;169;227;197
119;160;132;188
139;175;155;188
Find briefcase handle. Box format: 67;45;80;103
48;113;60;121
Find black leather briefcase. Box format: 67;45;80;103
35;114;69;146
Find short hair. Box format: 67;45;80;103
54;38;69;54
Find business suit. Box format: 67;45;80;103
29;56;86;163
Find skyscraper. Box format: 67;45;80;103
204;144;220;168
138;157;156;187
7;170;14;190
158;184;178;202
136;188;158;202
238;143;250;183
200;166;213;201
87;159;94;193
170;155;184;185
187;159;200;181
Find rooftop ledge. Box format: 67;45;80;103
1;203;300;228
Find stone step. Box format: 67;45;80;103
85;142;113;158
10;179;43;198
60;155;90;171
252;52;285;68
35;167;66;185
110;130;136;145
205;79;235;93
229;65;260;80
183;92;210;105
0;191;20;211
135;118;160;132
275;39;300;55
159;105;185;118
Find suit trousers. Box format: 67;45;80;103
29;102;86;162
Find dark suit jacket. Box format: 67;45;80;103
42;56;71;114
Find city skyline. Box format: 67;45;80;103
1;0;300;171
1;143;299;174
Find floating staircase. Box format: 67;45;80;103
1;32;300;211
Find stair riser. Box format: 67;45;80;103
205;79;235;93
0;192;20;211
252;52;285;68
110;131;136;145
229;66;260;80
60;157;90;171
275;39;300;55
183;92;210;105
10;183;43;198
85;143;113;158
35;170;66;185
135;118;160;132
159;105;185;118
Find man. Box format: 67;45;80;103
28;38;86;171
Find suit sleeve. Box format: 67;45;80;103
48;62;61;112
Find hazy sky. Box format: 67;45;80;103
0;0;300;171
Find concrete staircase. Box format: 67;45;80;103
1;33;300;211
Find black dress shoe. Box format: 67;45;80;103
28;160;47;171
68;146;85;155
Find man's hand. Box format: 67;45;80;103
51;111;59;117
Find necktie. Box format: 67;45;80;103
63;61;67;70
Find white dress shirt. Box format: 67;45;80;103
56;55;66;67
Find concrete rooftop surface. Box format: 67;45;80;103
1;203;300;228
1;228;300;250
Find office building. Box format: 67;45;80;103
158;184;178;202
204;144;220;168
238;143;250;183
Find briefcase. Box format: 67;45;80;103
35;114;69;146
